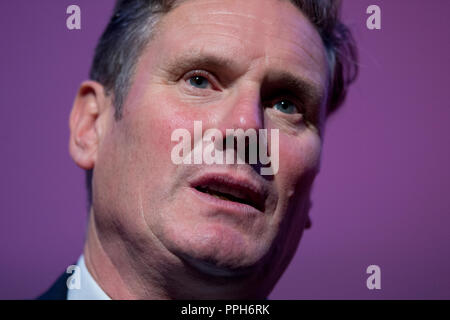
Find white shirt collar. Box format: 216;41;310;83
67;255;111;300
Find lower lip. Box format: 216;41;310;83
188;187;263;216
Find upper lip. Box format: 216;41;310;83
189;171;268;212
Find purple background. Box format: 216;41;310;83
1;0;449;299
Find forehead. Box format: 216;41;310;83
148;0;328;92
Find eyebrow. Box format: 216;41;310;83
262;71;325;109
163;53;242;81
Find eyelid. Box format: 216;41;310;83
266;95;304;114
183;69;221;90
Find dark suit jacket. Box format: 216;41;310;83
37;272;70;300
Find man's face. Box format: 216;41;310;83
93;0;328;293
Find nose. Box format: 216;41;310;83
216;88;264;134
211;87;266;167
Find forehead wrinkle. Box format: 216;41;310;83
270;31;326;69
189;6;324;48
154;0;328;91
204;10;261;21
173;0;322;38
195;0;326;49
169;4;327;81
272;45;327;82
166;21;326;79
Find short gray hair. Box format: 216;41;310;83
86;0;358;206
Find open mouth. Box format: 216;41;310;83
191;175;266;212
195;185;255;208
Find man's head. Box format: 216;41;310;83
69;0;357;299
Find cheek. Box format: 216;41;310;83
133;88;226;165
125;92;198;165
276;131;322;192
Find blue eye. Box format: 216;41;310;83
273;100;298;114
189;76;210;89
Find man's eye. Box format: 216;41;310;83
188;76;210;89
272;100;299;114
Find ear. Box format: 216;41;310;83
69;81;110;170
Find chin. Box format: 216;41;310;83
164;221;271;277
